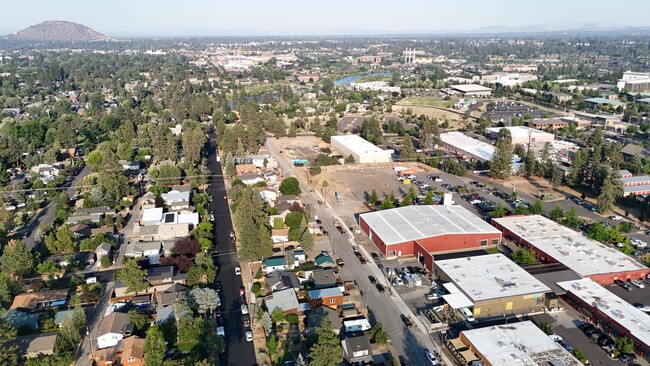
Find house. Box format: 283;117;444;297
161;189;191;206
259;188;279;205
77;207;115;216
308;306;343;335
264;288;301;315
124;241;162;264
66;213;103;225
176;212;199;226
10;289;69;311
0;310;40;330
250;154;267;168
70;223;91;238
96;312;132;349
236;163;258;175
148;266;174;286
159;283;190;307
271;228;290;243
54;309;75;327
308;287;344;310
341;333;373;364
264;171;278;183
622;143;649;162
138;223;190;241
16;332;58;358
265;271;301;293
117;336;145;366
238;173;265;185
262;256;288;273
140;192;157;210
120;161;140;171
311;268;338;289
91;226;116;237
95;242;112;262
141;207;164;226
314;252;335;268
31;163;62;184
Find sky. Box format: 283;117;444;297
2;0;650;37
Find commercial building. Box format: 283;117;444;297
448;84;493;97
330;135;394;164
492;215;650;284
350;81;400;94
439;132;495;162
433;254;552;318
617;71;650;92
557;278;650;360
448;321;583;366
584;97;626;109
620;175;650;197
531;118;569;130
481;72;537;86
359;205;502;269
485;126;555;146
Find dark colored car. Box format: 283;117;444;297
619;353;636;362
368;275;377;284
556;340;573;352
215;281;222;292
376;283;385;293
316;219;322;224
588;329;603;340
441;183;452;190
336;258;344;266
578;323;594;331
584;327;600;337
371;252;379;261
401;314;413;328
322;230;329;236
359;256;367;264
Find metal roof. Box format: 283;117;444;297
359;205;501;246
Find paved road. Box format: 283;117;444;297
207;134;256;366
23;164;92;250
266;138;442;365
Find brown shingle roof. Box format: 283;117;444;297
120;336;144;361
10;289;69;310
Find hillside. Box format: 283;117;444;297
7;21;113;42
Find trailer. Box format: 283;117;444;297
343;318;371;333
411;274;422;287
335;191;342;202
403;274;415;287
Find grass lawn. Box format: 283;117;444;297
399;97;459;108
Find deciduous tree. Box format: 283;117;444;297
115;259;149;293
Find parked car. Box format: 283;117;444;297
371;252;379;261
425;350;440;365
578;323;594;331
240;304;249;315
549;334;563;342
358;256;367;264
400;314;413;328
609;215;623;221
630;279;645;288
425;290;441;300
376;283;385;293
235;266;241;276
336;258;344;266
245;330;253;342
584;327;600;337
368;275;377;284
556;340;573;352
239;286;245;297
635;303;650;312
322;230;329;236
619;353;636;362
615;279;633;291
392;277;404;286
441;183;452;190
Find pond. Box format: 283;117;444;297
334;72;392;86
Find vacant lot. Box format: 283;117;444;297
398;97;459;108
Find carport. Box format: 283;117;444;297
442;282;474;309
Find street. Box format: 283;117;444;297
206;133;256;366
23;164;92;250
266;138;441;365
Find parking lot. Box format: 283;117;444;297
482;100;551;122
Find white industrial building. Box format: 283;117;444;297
350;81;400;94
331;135;393;163
448;84;492;97
439;132;495;162
485;126;555;145
481;72;537;86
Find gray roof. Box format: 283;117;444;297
308;306;342;330
359;205;501;246
16;332;58;355
266;271;300;291
620;175;650;184
312;269;337;287
622;143;647;156
126;241;161;253
264;288;300;312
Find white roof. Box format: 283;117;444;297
176;213;199;225
557;278;650;349
331;135;394;156
359;205;501;246
461;321;583;366
450;84;492;93
486;126;554;140
142;207;163;222
440;132;495;161
442;292;474;309
265;288;300;312
161;190;190;203
492;215;647;277
435;254;551;302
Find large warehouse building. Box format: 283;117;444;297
433;254;552;318
449;321;583;366
492;215;650;284
439;132;495;162
358;205;502;269
330;135;394;163
485;126;555;145
448;84;493;97
557;278;650;360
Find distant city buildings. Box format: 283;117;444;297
617;70;650;92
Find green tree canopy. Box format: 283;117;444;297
1;240;34;277
144;324;167;366
279;177;302;195
115;258;149;294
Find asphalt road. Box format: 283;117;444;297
206;133;256;366
23;164;92;250
266;138;438;365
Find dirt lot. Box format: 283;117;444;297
273;136;331;161
392;104;472;130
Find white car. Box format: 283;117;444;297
425;290;442;300
425;350;440;365
635;241;647;248
241;304;249;315
392;277;404;286
549;334;563;342
631;279;645;289
235;266;241;275
609;215;623;221
636;304;650;312
245;330;253;342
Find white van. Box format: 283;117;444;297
460;307;475;322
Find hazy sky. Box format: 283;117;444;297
3;0;650;36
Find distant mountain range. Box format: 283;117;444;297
2;20;650;39
4;21;113;42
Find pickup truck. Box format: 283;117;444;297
336;258;344;266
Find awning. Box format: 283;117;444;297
442;292;474;309
459;349;479;362
443;282;461;294
448;337;467;351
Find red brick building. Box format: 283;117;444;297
492;215;650;284
358;205;502;270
